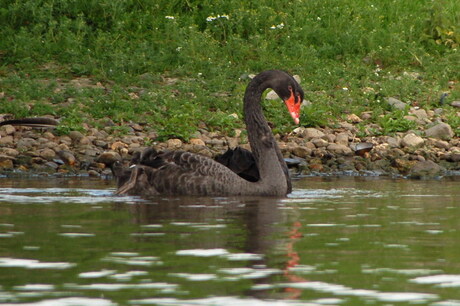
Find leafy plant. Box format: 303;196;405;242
378;111;417;135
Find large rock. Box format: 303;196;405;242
312;138;328;148
302;128;325;139
387;97;407;110
451;101;460;108
409;160;445;179
335;133;349;146
17;138;37;149
291;146;311;158
39;148;56;160
167;138;183;149
69;131;85;142
189;138;205;146
401;133;424;148
0;136;14;146
410;108;428;120
0;125;16;135
327;143;353;155
425;123;454;140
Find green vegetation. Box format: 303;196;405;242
0;0;459;139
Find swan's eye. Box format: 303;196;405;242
288;85;293;91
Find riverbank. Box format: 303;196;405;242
0;106;458;180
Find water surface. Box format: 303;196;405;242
0;176;459;305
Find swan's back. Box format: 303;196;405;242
113;149;250;196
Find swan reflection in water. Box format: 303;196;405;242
118;196;306;299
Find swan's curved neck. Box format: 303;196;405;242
243;77;290;195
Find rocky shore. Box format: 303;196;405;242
0;103;459;180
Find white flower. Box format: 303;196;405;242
176;47;182;52
206;14;229;22
165;16;175;20
270;23;284;30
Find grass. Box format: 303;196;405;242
0;0;459;139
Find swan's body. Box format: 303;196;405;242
112;70;303;196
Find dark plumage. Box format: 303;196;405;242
214;147;260;182
0;117;59;128
113;70;304;196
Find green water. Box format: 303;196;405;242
0;176;459;305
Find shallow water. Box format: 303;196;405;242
0;176;459;305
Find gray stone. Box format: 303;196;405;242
425;123;454;140
0;136;14;146
451;101;460;108
387;97;407;110
0;125;16;135
167;138;183;149
291;146;312;158
386;136;401;148
409;160;445;179
44;161;59;170
327;143;353;155
410;108;428;120
335;133;349;146
401;133;424;148
433;139;450;150
17;138;37;149
0;148;19;157
39;148;56;160
339;121;356;131
69;131;85;142
448;153;460;162
302;128;325;139
312;138;329;148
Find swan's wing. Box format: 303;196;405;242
115;149;243;196
0;117;59;128
214;147;260;182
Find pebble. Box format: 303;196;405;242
312;138;329;148
409;160;445;179
69;131;85;142
0;136;14;145
57;150;77;166
425;123;454;140
302;128;325;139
190;138;206;146
1;125;16;135
335;133;349;146
0;104;457;177
327;143;353;155
387;97;407;110
401;133;424;148
39;148;56;160
291;146;311;158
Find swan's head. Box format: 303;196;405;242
268;71;304;125
282;82;303;125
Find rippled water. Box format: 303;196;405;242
0;176;459;305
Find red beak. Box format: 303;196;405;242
284;91;301;125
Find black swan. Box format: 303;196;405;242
112;70;304;196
